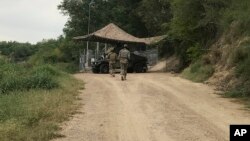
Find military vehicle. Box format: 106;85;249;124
91;45;148;74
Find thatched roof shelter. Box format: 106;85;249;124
73;23;166;45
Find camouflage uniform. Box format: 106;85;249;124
118;47;130;81
107;51;117;77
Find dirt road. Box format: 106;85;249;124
55;73;250;141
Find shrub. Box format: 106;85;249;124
0;63;60;94
182;60;214;82
0;72;58;94
225;81;250;98
231;47;248;65
31;65;61;76
236;55;250;80
24;72;59;90
0;75;23;94
186;43;204;62
55;63;79;73
231;51;250;97
226;41;250;98
221;0;250;35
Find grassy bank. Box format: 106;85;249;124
224;40;250;102
181;39;250;107
181;60;214;83
0;61;83;141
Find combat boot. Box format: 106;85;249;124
121;76;124;81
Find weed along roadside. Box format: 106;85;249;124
0;61;84;141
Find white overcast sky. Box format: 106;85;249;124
0;0;68;44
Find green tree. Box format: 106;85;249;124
58;0;148;38
0;41;37;62
168;0;228;64
136;0;172;36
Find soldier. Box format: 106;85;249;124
107;48;117;77
118;44;130;81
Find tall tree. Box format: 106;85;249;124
58;0;148;38
136;0;172;36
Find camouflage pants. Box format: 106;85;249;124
109;62;116;75
120;63;128;77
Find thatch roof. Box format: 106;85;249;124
73;23;166;45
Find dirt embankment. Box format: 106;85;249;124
204;23;250;91
55;73;250;141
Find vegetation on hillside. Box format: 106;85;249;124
225;39;250;99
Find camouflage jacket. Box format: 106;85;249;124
118;48;130;64
107;52;117;63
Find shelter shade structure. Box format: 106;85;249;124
75;23;166;72
73;23;167;46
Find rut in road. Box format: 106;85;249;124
55;73;250;141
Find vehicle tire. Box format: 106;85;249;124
142;64;147;73
127;67;133;73
92;69;99;73
100;64;109;74
134;63;143;73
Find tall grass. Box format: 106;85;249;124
0;63;59;94
0;76;83;141
225;41;250;98
0;59;84;141
181;60;214;82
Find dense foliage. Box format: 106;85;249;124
0;38;80;73
0;41;37;62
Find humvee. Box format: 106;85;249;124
91;45;148;74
